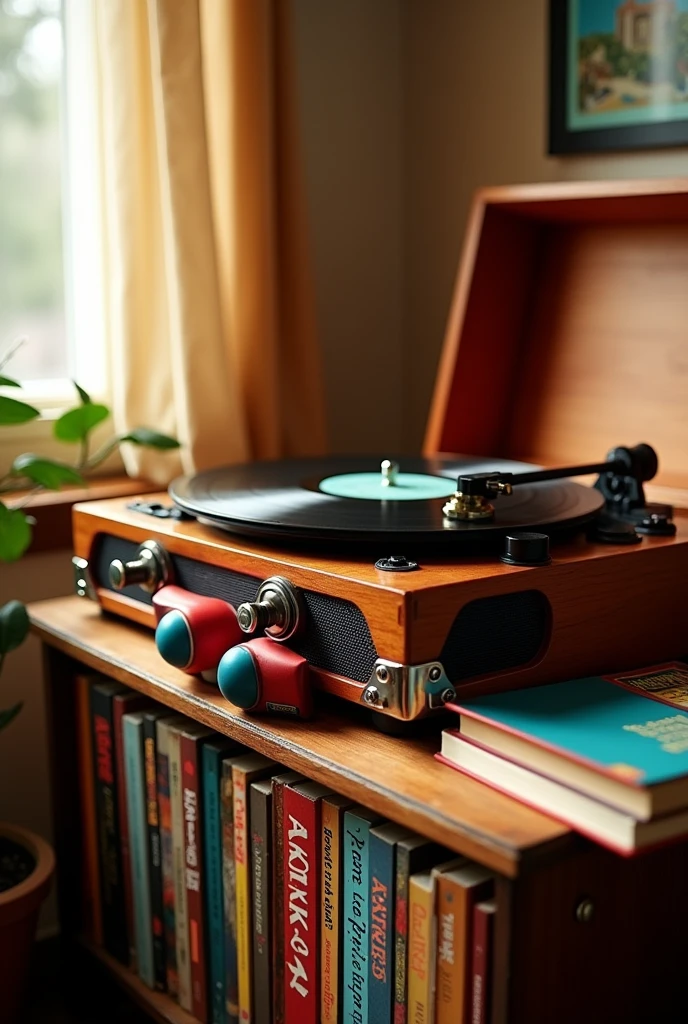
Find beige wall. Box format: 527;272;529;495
402;0;688;450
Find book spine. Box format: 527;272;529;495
156;721;179;998
435;874;462;1024
91;686;128;963
170;727;193;1011
343;812;373;1024
204;746;226;1024
233;766;252;1024
273;778;292;1024
144;717;166;990
368;834;395;1024
470;904;495;1024
393;847;411;1024
407;879;434;1024
75;675;103;946
321;800;343;1024
250;785;272;1024
283;788;319;1024
182;732;208;1023
222;760;239;1024
123;716;154;987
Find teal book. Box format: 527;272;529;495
454;671;688;820
368;824;413;1024
203;739;241;1024
123;712;154;988
343;807;382;1024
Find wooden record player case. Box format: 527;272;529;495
71;180;688;720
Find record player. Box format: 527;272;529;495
71;181;688;723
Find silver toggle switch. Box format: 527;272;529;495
109;540;172;593
236;576;305;642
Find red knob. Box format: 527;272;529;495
217;638;313;719
153;585;243;675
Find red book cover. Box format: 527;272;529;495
272;772;305;1024
470;901;495;1024
181;727;212;1023
112;689;150;966
282;781;330;1024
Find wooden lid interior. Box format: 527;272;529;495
424;182;688;503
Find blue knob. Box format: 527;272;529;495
217;645;260;710
155;610;193;669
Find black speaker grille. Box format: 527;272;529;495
93;535;378;682
440;590;550;684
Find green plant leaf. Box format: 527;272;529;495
0;376;21;388
0;600;30;654
0;503;32;562
11;454;84;490
0;703;23;732
120;428;180;450
0;395;40;425
53;402;109;442
74;381;91;404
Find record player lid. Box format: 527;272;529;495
424;179;688;511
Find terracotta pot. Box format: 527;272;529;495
0;823;55;1024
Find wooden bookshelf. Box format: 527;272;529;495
31;595;688;1024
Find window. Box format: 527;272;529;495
0;0;106;412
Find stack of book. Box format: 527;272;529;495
438;662;688;855
77;672;498;1024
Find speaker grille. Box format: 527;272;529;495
93;535;378;682
440;590;550;684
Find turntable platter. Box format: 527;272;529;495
169;455;605;546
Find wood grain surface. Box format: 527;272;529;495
29;595;572;878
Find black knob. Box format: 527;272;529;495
501;532;551;567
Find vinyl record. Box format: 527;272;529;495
169;455;605;547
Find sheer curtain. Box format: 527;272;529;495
93;0;326;484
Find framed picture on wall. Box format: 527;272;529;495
549;0;688;154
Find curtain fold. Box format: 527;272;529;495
95;0;326;484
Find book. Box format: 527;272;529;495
438;737;688;854
368;823;413;1024
272;771;305;1024
143;709;168;991
90;679;128;963
156;715;186;998
343;806;383;1024
393;835;445;1024
470;900;496;1024
222;756;241;1024
452;673;688;820
233;753;279;1023
407;869;435;1024
432;860;494;1024
168;720;193;1011
282;780;331;1024
250;779;273;1024
321;793;352;1024
123;712;154;987
204;739;243;1024
181;723;214;1022
75;674;103;946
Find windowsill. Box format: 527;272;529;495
5;475;158;556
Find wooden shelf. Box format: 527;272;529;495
29;595;572;878
81;939;196;1024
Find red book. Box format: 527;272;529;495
272;772;305;1024
282;781;331;1024
181;724;213;1023
470;900;496;1024
112;688;151;966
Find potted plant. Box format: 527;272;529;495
0;341;179;1020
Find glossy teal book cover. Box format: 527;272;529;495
123;713;154;988
458;675;688;786
203;741;227;1024
343;808;382;1024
